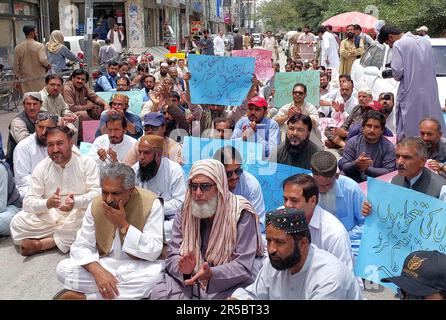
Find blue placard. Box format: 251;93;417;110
79;141;92;156
96;91;144;116
181;142;310;213
355;177;446;292
182;136;264;165
188;54;255;106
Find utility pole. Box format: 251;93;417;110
84;0;94;85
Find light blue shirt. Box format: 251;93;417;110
233;171;266;233
97;73;117;92
232;117;281;158
328;175;365;241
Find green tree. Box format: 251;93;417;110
255;0;300;32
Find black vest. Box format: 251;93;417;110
391;168;446;199
5;111;35;168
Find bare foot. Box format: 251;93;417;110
20;239;43;256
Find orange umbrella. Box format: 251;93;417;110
322;11;378;33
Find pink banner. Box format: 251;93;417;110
232;49;274;81
82;120;100;143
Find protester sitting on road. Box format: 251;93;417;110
149;159;263;300
10;126;100;256
230;208;362;300
338;110;396;183
95;93;143;140
381;250;446;300
89;115;136;166
270;113;321;169
362;137;446;216
0;160;21;236
13;113;58;199
6;92;43;168
123;112;183;166
55;163;165;300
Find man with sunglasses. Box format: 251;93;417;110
381;250;446;300
95;93;143;140
13;112;58;199
232;96;280;158
132;134;186;242
213;146;265;233
274;83;320;145
123;112;183;166
150;159;263;300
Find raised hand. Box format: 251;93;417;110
184;262;213;287
178;252;196;275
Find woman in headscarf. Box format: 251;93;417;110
46;30;82;73
150;159;264;300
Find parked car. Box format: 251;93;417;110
252;33;262;46
350;37;446;131
64;36;105;58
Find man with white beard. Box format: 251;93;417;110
310;151;365;258
149;159;264;299
132;134;185;242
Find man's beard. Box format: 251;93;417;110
269;240;301;271
35;134;46;147
137;159;159;182
191;195;218;219
160;71;168;76
285;135;309;155
318;188;337;214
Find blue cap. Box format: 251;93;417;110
144;112;165;126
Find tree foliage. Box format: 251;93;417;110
258;0;446;36
255;0;300;32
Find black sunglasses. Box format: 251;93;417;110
226;167;243;178
189;183;216;191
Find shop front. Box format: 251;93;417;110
0;0;42;68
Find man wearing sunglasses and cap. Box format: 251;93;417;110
381;250;446;300
232;96;280;159
150;159;263;299
230;208;362;300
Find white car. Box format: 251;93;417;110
64;35;105;57
351;37;446;113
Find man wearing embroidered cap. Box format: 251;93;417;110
231;208;362;300
382;250;446;299
232;96;280;158
95;93;143;140
150;159;263;299
132;134;186;242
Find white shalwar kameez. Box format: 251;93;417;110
9;149;100;252
56;199;165;299
88;134;137;166
232;244;363;300
321;32;340;69
13;133;47;199
133;158;186;242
